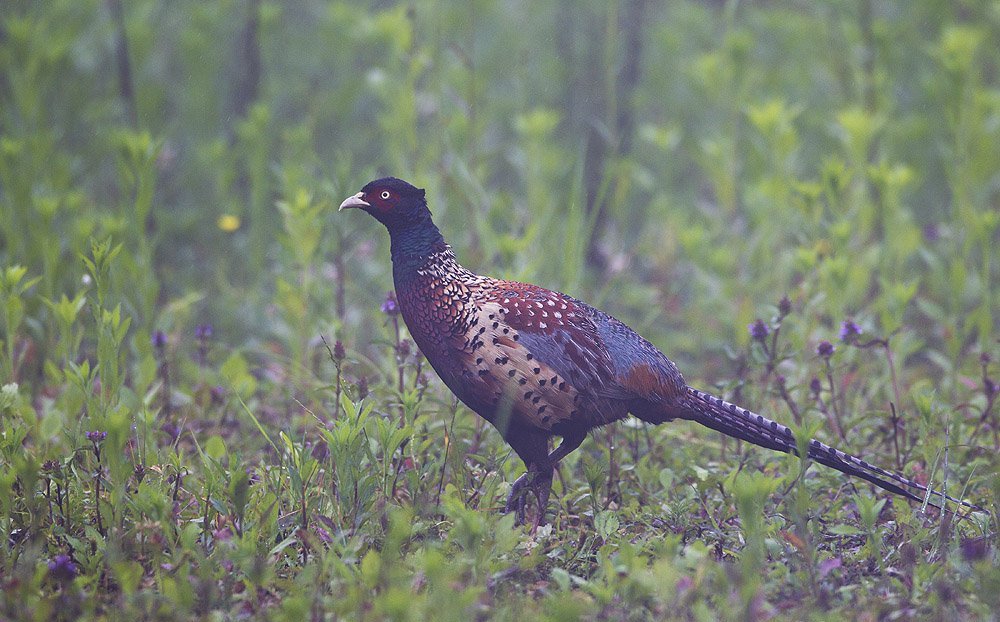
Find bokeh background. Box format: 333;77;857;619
1;1;998;618
4;0;997;368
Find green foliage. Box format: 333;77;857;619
0;0;998;620
0;265;41;381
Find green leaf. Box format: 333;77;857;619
221;352;258;398
38;409;63;440
230;467;250;523
828;524;862;536
204;435;226;460
658;468;675;491
594;510;619;540
113;561;144;595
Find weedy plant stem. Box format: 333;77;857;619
889;403;903;471
851;335;907;468
605;428;619;508
967;354;999;448
776;376;802;426
91;441;104;537
877;338;907;469
823;359;845;442
108;0;138;128
320;335;344;420
435;398;460;508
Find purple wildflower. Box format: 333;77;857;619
960;538;989;562
748;319;770;342
85;431;107;443
778;295;792;317
356;376;370;401
47;555;78;583
809;377;822;395
161;422;180;443
838;320;863;343
398;339;411;357
816;341;835;358
922;223;940;243
381;291;399;316
195;324;213;340
152;330;167;349
195;324;213;367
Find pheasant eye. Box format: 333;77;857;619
380;191;391;200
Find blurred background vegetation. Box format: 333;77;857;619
2;0;998;376
1;0;999;619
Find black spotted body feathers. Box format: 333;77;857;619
395;246;637;436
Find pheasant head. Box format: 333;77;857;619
340;177;445;268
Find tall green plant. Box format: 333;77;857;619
275;188;329;389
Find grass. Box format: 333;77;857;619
0;0;998;619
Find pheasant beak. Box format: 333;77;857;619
338;192;370;211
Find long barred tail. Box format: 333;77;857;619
682;387;984;513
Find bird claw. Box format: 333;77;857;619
504;470;552;530
504;473;530;524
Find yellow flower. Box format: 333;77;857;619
217;214;240;232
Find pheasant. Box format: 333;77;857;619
340;177;982;526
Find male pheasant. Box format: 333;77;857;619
341;177;982;525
